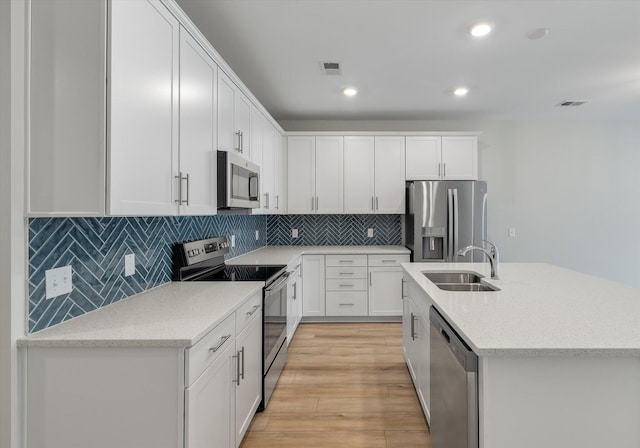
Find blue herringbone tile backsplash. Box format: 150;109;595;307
266;214;402;246
28;215;266;333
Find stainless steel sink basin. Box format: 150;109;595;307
422;270;500;292
435;283;500;292
423;271;483;284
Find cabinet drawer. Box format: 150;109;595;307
326;278;368;291
325;254;367;267
235;291;262;334
186;313;235;386
368;254;410;267
325;266;368;279
326;291;368;316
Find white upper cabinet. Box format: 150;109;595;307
273;132;286;214
287;136;315;214
108;0;180;216
217;71;251;159
343;136;375;214
406;135;477;180
29;0;106;216
287;136;343;214
261;121;276;213
177;28;217;216
441;136;478;180
374;137;405;214
343;136;404;214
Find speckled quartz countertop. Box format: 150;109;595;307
18;282;263;348
227;245;410;266
402;262;640;357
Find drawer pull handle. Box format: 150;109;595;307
339;303;355;307
339;272;354;275
246;305;260;317
338;260;354;263
339;284;354;287
210;334;231;353
381;259;396;263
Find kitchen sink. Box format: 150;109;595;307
423;271;483;284
435;283;500;292
422;271;500;292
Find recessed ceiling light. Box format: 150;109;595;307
454;87;469;97
470;22;493;38
344;88;357;97
526;28;550;40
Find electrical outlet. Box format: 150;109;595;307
231;235;236;247
125;254;135;277
367;228;374;238
255;230;260;241
292;229;298;238
509;227;516;238
45;265;73;299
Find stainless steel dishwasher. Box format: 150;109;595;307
429;307;478;448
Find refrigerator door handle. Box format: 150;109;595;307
453;188;459;259
447;189;454;261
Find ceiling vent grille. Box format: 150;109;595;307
320;61;342;76
557;101;588;107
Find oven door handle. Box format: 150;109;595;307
265;272;290;292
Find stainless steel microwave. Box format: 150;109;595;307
217;151;260;209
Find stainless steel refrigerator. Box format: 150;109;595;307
405;181;488;262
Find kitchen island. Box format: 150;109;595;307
402;262;640;448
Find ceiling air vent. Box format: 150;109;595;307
320;61;342;76
557;101;588;107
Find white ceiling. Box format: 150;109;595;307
176;0;640;121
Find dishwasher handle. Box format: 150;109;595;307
429;306;478;372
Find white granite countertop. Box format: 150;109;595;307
227;245;410;266
402;262;640;357
18;282;264;348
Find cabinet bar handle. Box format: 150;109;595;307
443;163;446;177
339;303;355;307
240;346;245;380
371;196;374;211
316;196;319;211
209;334;231;353
338;260;354;263
410;312;416;341
339;284;353;287
246;304;260;316
293;283;297;300
184;173;190;205
376;196;379;211
174;172;183;204
240;131;244;153
311;197;314;211
233;352;240;384
339;272;354;275
438;163;441;177
381;259;396;263
235;131;241;152
275;195;279;210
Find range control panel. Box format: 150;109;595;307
181;236;230;265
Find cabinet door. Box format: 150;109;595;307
250;109;265;214
287;136;315;214
273;132;285;214
302;255;325;317
369;268;403;316
441;136;478;180
29;0;106;216
178;28;217;216
315;136;344;214
416;308;431;422
403;296;418;383
185;343;234;448
374;137;405;214
217;71;236;153
235;312;262;446
235;92;252;157
294;275;303;332
109;0;179;215
344;136;375;214
405;136;442;180
262;123;276;213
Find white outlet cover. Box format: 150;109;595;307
292;229;298;238
509;227;516;238
255;230;260;241
231;235;236;247
367;228;374;238
125;254;136;277
45;265;73;299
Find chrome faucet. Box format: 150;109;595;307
457;241;500;279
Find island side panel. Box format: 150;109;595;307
479;356;640;448
24;346;184;448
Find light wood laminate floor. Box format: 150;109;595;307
240;323;432;448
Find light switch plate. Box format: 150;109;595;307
367;228;374;238
45;265;73;299
231;235;236;247
292;229;298;238
125;254;135;277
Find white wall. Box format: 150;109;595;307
281;119;640;287
0;0;27;446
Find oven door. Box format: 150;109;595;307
263;272;289;371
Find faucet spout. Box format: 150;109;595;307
456;243;500;279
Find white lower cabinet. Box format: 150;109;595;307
302;255;326;317
23;292;263;448
287;260;303;343
402;277;432;423
367;255;409;317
